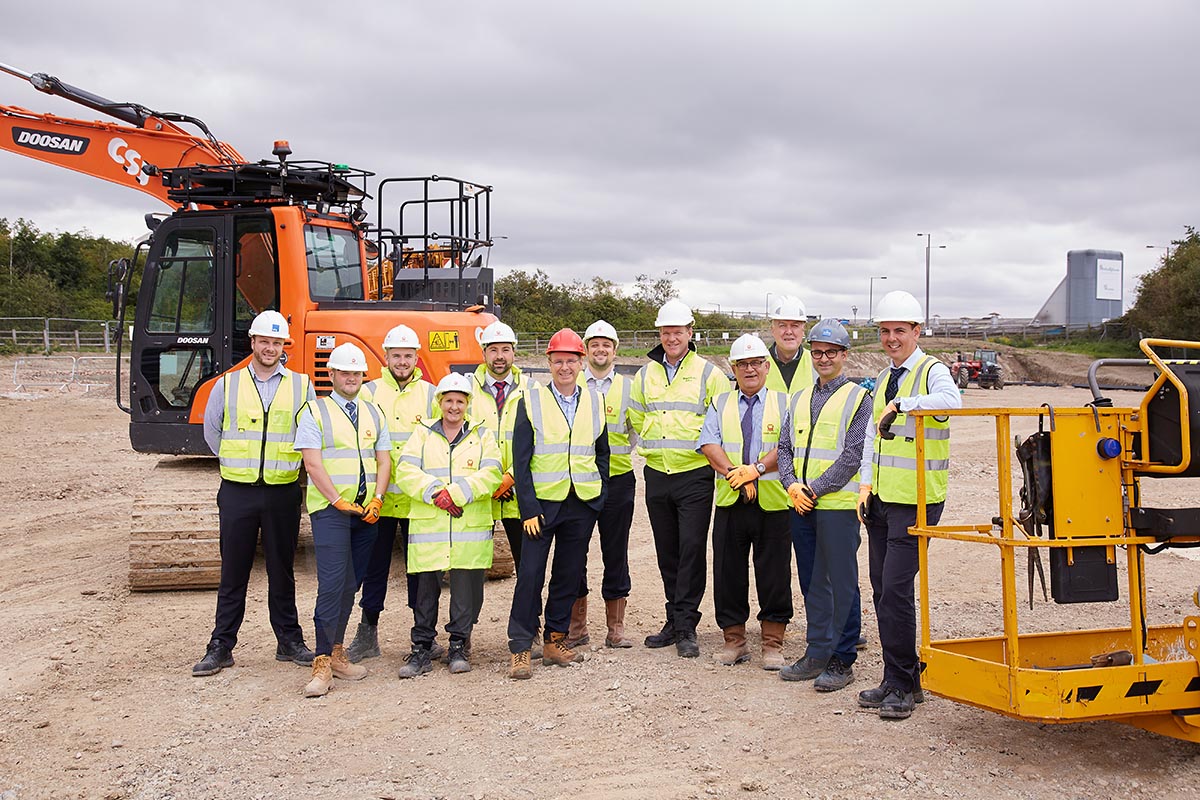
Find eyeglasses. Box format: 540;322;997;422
809;348;844;360
735;359;767;370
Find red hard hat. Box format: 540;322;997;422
546;328;586;356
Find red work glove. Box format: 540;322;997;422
434;488;464;518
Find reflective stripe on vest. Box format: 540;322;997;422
305;396;381;513
872;356;950;504
218;368;307;484
470;365;536;519
635;353;727;473
527;384;604;501
712;390;789;510
362;370;437;518
579;370;635;476
789;381;868;510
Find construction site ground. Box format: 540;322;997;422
1;352;1198;799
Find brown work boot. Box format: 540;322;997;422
564;596;590;649
604;597;635;648
508;650;532;680
761;621;787;671
304;655;333;697
543;631;584;666
716;624;751;666
330;643;368;681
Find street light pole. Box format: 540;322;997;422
917;233;946;328
868;275;887;321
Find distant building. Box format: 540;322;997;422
1033;250;1124;327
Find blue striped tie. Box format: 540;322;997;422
346;401;367;503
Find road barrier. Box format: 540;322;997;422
10;354;126;392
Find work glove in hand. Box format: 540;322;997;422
433;489;464;518
788;483;816;514
877;403;899;440
361;497;383;525
726;464;759;490
333;498;365;516
857;484;873;525
492;472;516;501
523;515;543;538
739;481;757;504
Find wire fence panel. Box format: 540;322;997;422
11;355;127;393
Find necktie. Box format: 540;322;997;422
884;366;905;404
741;394;758;465
494;380;507;413
346;401;368;503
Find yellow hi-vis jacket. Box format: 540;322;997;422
469;365;538;520
630;348;730;474
711;390;790;510
765;348;815;395
304;396;383;514
525;383;605;501
788;381;869;510
361;368;438;518
218;367;309;484
398;422;502;572
578;370;635;476
872;356;950;504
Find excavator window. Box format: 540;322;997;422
147;229;216;334
233;215;280;363
305;225;364;301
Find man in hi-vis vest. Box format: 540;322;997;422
506;329;609;679
194;310;316;678
295;343;392;698
857;291;960;720
698;334;793;670
777;320;871;693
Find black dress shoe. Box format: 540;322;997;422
644;623;677;649
275;640;315;666
675;630;699;658
192;640;234;677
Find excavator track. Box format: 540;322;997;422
129;459;222;591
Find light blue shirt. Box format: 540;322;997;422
663;354;684;382
698;385;768;459
583;367;613;397
202;363;316;456
550;382;580;427
295;390;391;451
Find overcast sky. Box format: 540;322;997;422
2;0;1195;321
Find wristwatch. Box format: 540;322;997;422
755;462;766;475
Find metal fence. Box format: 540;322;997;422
10;354;127;392
0;317;117;353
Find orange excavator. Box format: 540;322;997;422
1;63;500;589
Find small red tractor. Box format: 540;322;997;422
951;348;1004;390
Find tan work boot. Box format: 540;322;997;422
717;624;751;666
304;655;333;697
761;621;787;671
330;643;368;681
564;596;590;649
543;631;584;666
508;650;532;680
604;597;635;648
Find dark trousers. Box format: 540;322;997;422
803;509;862;665
791;510;862;650
210;480;304;650
507;494;597;653
358;516;418;618
645;465;714;634
411;568;484;646
501;516;524;570
712;503;793;629
578;470;635;600
867;499;944;693
311;505;378;656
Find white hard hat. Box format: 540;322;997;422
768;295;807;321
583;319;619;344
729;333;770;363
874;291;924;325
435;373;473;398
383;324;421;350
327;343;369;372
248;310;289;339
478;320;517;347
655;298;695;327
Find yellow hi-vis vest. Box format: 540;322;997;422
712;390;789;510
469;365;538;520
765;349;815;395
631;351;730;474
526;384;605;502
361;368;438;518
579;370;634;476
397;422;502;572
218;367;309;484
872;356;950;504
789;381;869;510
304;396;383;514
